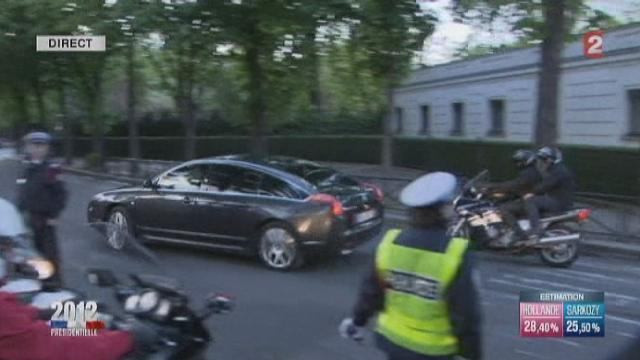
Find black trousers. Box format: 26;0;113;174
28;214;63;286
523;195;562;236
500;196;562;238
499;199;527;237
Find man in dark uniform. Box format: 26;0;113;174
339;172;482;360
16;132;67;287
482;149;542;243
522;146;575;240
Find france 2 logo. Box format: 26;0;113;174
583;30;604;59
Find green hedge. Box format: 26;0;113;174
64;136;639;197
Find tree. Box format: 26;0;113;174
145;0;216;160
352;0;435;168
59;1;123;162
453;0;617;146
111;0;158;169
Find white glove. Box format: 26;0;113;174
338;317;365;342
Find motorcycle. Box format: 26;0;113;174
85;222;234;360
1;201;233;359
449;170;591;267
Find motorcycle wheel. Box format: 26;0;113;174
539;224;579;267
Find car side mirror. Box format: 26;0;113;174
143;178;158;189
87;268;119;287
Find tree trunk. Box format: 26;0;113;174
381;84;394;170
306;31;325;115
183;96;197;160
534;0;566;146
58;86;73;165
90;70;105;163
126;39;141;171
32;76;47;127
11;87;30;151
246;33;268;157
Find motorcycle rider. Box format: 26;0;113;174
483;150;542;243
521;146;575;241
483;149;541;196
16;131;67;288
338;172;482;360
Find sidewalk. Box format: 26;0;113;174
61;157;640;259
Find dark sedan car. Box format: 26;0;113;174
87;155;384;270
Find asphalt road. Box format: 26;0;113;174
1;158;639;360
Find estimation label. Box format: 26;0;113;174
519;291;605;338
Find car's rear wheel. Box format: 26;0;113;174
258;223;303;270
106;207;132;250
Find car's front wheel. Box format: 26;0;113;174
258;223;304;270
106;207;133;250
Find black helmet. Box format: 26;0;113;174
512;149;536;168
536;146;558;162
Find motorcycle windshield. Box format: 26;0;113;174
84;222;182;294
0;198;28;237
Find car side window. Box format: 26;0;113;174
228;168;263;195
201;164;239;193
259;174;301;199
156;165;203;191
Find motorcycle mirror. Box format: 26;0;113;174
87;268;119;287
207;293;234;314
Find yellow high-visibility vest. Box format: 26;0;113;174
376;229;469;356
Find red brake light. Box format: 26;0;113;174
307;193;344;216
577;209;591;222
363;182;384;202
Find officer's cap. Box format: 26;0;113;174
23;132;52;145
400;172;457;208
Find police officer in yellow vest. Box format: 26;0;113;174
339;172;482;360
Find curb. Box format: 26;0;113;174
61;165;640;259
61;166;143;184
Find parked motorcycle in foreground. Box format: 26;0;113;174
449;170;591;267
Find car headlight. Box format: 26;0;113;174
26;258;55;280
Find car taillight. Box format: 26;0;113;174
307;193;344;216
577;209;592;222
363;182;384;202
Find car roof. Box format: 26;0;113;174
183;155;319;194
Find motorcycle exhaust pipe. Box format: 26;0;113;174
538;233;580;245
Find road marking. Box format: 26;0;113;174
607;314;640;327
551;338;582;348
616;331;637;338
488;278;547;291
514;349;548;359
483;289;519;300
574;259;640;274
534;268;635;285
